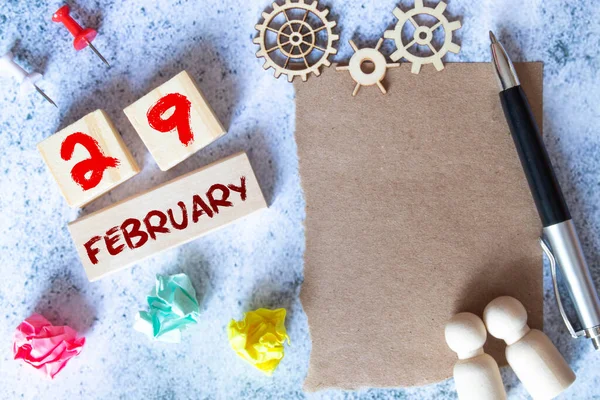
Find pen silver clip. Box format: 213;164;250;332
539;237;586;339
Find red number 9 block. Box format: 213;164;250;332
124;70;226;171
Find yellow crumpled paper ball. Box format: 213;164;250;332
227;308;290;375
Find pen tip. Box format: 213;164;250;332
489;31;498;44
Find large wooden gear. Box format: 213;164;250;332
254;0;339;82
384;0;461;74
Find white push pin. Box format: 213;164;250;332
483;296;576;400
445;312;507;400
0;51;56;107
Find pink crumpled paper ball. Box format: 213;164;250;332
13;313;85;379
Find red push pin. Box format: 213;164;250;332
52;5;110;67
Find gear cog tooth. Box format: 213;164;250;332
330;33;340;41
411;62;422;74
390;49;403;62
253;37;261;44
256;50;265;57
448;42;461;54
383;30;395;39
435;2;447;13
322;60;331;67
313;68;321;77
433;58;445;71
392;7;405;19
262;11;270;20
448;21;462;31
310;1;318;10
288;74;295;83
272;2;280;10
414;0;424;8
320;8;330;17
329;48;338;55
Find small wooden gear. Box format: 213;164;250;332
336;39;400;96
384;0;461;74
253;0;339;82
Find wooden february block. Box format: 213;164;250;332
123;70;226;171
37;110;140;208
68;152;266;281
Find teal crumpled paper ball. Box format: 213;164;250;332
134;273;200;343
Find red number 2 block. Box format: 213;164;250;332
124;70;226;171
37;110;140;208
60;132;120;191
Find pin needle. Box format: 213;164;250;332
34;85;58;107
84;39;110;67
0;51;57;107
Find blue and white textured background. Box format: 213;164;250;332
0;0;599;398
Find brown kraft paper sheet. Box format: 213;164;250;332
295;63;544;391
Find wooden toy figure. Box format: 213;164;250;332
483;296;576;400
445;312;506;400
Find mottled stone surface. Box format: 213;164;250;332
0;0;599;399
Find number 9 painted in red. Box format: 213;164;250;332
147;93;194;146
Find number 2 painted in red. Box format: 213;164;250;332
147;93;194;146
60;132;120;191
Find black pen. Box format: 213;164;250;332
490;31;600;349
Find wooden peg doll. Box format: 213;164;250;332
445;312;506;400
483;296;575;400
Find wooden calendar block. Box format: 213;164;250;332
68;152;267;281
123;70;226;171
37;110;140;208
